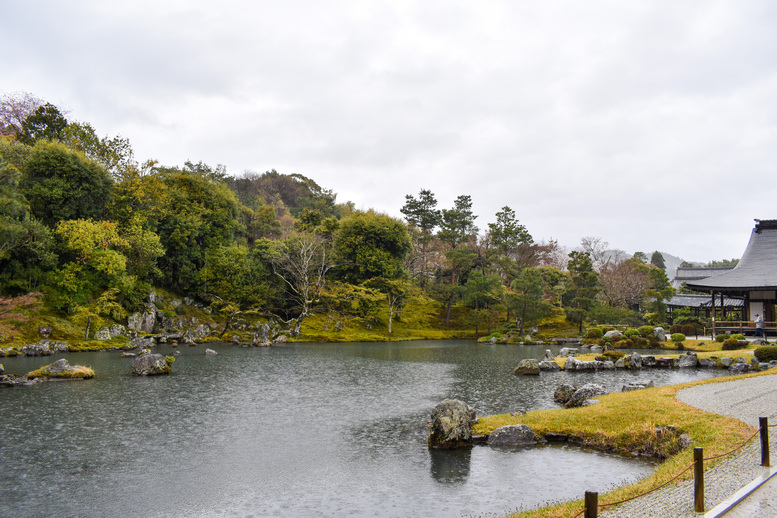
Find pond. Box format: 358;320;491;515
0;340;729;517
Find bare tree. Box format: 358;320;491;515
271;233;332;336
0;92;44;135
579;236;614;272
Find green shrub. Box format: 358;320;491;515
585;327;604;339
670;333;686;343
682;323;700;336
634;337;650;348
754;346;777;362
613;339;634;349
669;324;683;334
637;325;655;339
715;334;730;343
623;329;639;339
601;350;625;360
722;338;747;351
730;333;746;341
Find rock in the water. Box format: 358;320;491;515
642;356;657;367
590;345;603;354
514;359;541;376
559;347;579;357
538;360;561;371
131;354;173;376
544;349;555;360
428;399;477;449
624;352;643;369
487;424;538;446
729;363;750;374
182;328;197;344
27;358;94;379
566;383;607;408
554;384;578;405
22;341;53;357
205;348;217;356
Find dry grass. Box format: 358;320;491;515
474;370;776;518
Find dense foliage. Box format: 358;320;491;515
0;93;682;340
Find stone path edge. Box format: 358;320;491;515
703;466;777;517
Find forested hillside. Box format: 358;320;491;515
0;93;679;343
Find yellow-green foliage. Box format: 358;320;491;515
475;373;770;518
26;365;94;379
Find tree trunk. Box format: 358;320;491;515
84;317;92;341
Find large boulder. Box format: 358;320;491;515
108;324;126;338
720;357;735;368
538;360;561;371
654;327;666;341
559;347;579;357
487;424;538;446
27;358;94;379
22;341;53;357
194;324;211;339
428;399;477;449
676;352;698;368
566;383;607;408
603;330;623;341
94;327;112;341
622;381;654;392
131;354;173;376
729;363;750;375
182;328;198;344
514;359;541;376
554;384;578;405
624;352;643;369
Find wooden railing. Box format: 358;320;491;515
705;321;776;335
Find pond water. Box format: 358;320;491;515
0;340;729;517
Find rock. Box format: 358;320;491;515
602;360;615;370
140;311;156;334
545;432;568;442
131;354;173;376
38;326;52;338
554;384;578;405
232;335;240;344
624;352;642;369
642;356;657;367
487;424;538;446
538;360;560;371
566;383;607;408
147;290;156;304
170;300;181;308
565;356;605;370
205;348;217;356
514;359;541;376
622;381;654;392
275;335;287;343
758;362;772;371
615;358;625;368
752;338;769;346
427;399;477;449
590;345;603;354
127;337;154;350
559;347;579;357
656;357;674;368
108;324;126;338
603;330;623;341
729;363;750;375
698;358;716;368
22;341;53;357
676;352;698;368
654;327;666;341
127;312;142;332
194;324;210;339
544;349;555;360
94;327;112;341
184;297;194;305
182;328;197;344
28;359;94;379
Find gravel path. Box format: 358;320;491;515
600;373;777;518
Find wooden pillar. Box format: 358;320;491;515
584;491;598;518
711;291;716;338
694;447;705;513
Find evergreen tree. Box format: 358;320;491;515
650;251;666;271
562;251;600;333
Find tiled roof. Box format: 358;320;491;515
686;219;777;292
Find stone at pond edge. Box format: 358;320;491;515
554;384;578;405
514;359;540;375
428;399;477;449
487;424;539;446
538;360;560;371
131;354;173;376
205;348;217;356
566;383;607;408
676;352;698;368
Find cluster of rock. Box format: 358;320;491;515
553;383;609;408
514;350;777;375
131;353;174;376
427;400;542;450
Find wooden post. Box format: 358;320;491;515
584;491;598;518
711;292;716;339
694;447;704;513
761;417;771;467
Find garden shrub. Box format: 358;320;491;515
601;350;625;360
613;339;633;349
754;346;777;362
722;338;747;350
681;323;700;336
634;337;650;348
730;333;746;341
623;329;639;339
670;333;686;343
669;324;683;334
637;325;655;339
585;327;603;339
715;334;730;343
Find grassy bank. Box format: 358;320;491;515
474;370;775;518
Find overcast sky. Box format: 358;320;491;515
4;0;777;263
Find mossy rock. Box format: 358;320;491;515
26;359;94;379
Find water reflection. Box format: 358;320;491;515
429;448;472;484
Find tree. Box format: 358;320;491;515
0;92;44;135
22;140;113;227
400;189;440;288
62;121;137;179
363;277;409;334
508;268;552;336
650;251;666;271
487;206;534;282
706;258;739;268
271;233;332;336
598;256;651;310
462;270;502;338
579;236;610;272
17;103;68;145
562;251;600;333
333;211;411;284
438;195;478;249
199;244;272;310
643;266;675;324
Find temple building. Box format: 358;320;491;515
685;219;777;335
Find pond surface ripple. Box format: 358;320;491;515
0;340;728;517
